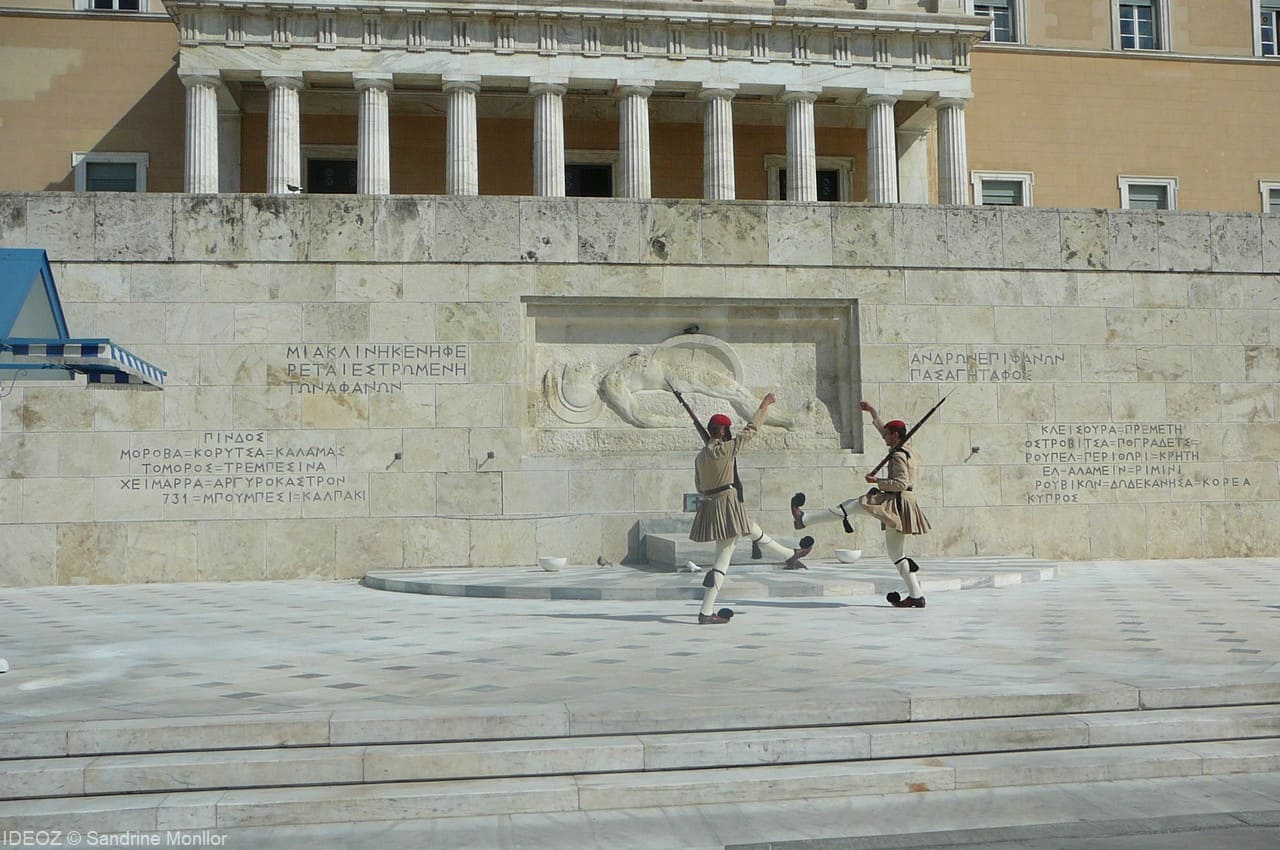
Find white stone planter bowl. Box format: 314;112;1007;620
834;549;862;563
538;556;567;572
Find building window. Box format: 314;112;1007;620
83;0;144;10
1119;176;1177;210
565;151;619;197
1261;181;1280;212
972;171;1033;206
1257;1;1280;56
764;155;854;202
72;152;148;192
1115;1;1168;51
974;1;1024;44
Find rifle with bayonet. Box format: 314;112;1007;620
666;380;744;504
867;390;954;477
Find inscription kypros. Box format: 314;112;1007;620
119;431;366;505
284;343;469;394
908;346;1066;383
1026;423;1251;504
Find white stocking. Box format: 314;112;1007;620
887;528;923;598
799;499;859;535
700;537;736;615
747;522;794;561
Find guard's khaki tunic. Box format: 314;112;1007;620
859;446;931;535
689;407;767;543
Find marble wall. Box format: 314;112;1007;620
1;192;1277;584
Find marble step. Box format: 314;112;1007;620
2;739;1278;832
6;678;1280;762
3;705;1277;801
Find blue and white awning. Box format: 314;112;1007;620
1;248;165;390
1;338;166;389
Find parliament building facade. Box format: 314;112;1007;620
3;1;1279;211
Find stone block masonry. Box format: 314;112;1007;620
0;193;1277;585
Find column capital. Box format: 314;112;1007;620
930;95;971;110
614;80;654;98
442;74;481;94
179;70;221;89
698;83;739;101
780;85;821;104
262;71;305;91
353;72;394;93
861;88;903;107
529;77;569;96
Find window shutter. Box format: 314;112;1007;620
1127;184;1168;210
981;179;1023;206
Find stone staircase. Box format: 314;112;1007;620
4;683;1279;834
633;517;808;569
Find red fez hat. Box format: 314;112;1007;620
708;413;732;428
885;419;907;432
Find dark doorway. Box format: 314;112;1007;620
566;163;613;197
307;159;358;194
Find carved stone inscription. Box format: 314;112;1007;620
283;343;469;394
119;431;366;506
909;346;1067;382
1027;423;1251;504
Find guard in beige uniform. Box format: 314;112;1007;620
791;401;931;608
692;393;813;625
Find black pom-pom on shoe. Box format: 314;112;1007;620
886;591;902;605
790;492;807;530
716;607;735;620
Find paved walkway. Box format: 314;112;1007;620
1;558;1277;725
1;558;1278;848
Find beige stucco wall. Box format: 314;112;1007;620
0;14;184;191
968;49;1280;212
1034;0;1257;53
2;193;1278;586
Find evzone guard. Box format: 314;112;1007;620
790;399;938;609
671;384;813;625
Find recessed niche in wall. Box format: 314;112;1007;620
522;297;861;454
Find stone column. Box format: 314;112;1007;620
782;87;820;202
355;73;393;195
864;91;900;204
617;82;653;199
181;72;220;194
699;84;737;201
264;72;304;195
531;78;568;197
896;128;930;205
218;109;242;193
933;96;971;205
444;75;481;196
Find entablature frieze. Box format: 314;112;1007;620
171;1;988;78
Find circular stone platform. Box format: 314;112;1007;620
362;556;1058;601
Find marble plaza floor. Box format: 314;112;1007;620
1;557;1279;848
